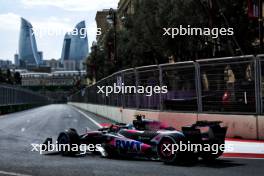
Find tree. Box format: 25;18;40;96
14;72;22;85
88;0;259;79
0;68;3;83
6;69;13;84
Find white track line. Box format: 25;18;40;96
0;170;32;176
71;106;102;128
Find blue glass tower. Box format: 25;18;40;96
18;18;41;66
61;21;89;63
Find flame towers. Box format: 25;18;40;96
61;21;88;70
18;18;42;67
17;18;88;70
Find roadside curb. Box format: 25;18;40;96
223;139;264;159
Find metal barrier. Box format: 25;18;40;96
137;65;160;110
70;55;264;115
123;69;137;108
0;84;50;107
161;61;197;112
259;54;264;114
197;55;256;113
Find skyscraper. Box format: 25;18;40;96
61;21;89;70
14;54;19;67
18;18;42;67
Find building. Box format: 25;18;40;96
79;60;87;71
63;60;76;71
18;18;42;67
38;51;43;63
21;71;86;87
61;21;89;71
95;9;111;44
95;0;137;44
43;59;61;71
117;0;139;30
0;59;12;69
27;66;51;73
118;0;136;16
14;54;19;67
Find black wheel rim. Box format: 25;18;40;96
158;137;177;162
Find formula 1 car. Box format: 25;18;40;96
42;115;227;164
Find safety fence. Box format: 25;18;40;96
0;84;50;107
70;54;264;115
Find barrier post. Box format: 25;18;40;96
159;65;163;111
135;68;139;109
194;62;203;113
254;56;261;114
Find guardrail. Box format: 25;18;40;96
0;84;50;113
70;54;264;115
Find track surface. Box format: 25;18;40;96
0;104;263;176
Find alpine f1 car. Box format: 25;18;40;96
42;115;227;164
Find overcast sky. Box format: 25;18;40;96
0;0;119;62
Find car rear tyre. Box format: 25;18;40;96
157;136;179;164
200;142;224;161
57;129;80;156
200;150;223;161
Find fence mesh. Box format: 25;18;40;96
0;85;50;106
70;55;264;114
198;56;256;113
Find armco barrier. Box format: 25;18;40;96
0;84;50;114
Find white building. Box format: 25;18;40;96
21;71;86;86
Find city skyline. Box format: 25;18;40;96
0;0;119;62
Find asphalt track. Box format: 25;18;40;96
0;104;263;176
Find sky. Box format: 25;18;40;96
0;0;119;62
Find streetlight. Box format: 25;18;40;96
106;8;117;62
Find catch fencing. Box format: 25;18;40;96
70;54;264;115
0;84;50;107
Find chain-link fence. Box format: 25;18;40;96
259;54;264;114
70;55;264;114
161;61;197;111
198;56;257;113
0;84;50;107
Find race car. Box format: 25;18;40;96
42;115;227;164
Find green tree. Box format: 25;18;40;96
0;68;3;83
14;72;22;85
88;0;259;79
6;69;13;84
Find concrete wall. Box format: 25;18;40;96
198;114;258;139
69;102;263;140
69;102;122;122
159;112;197;131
